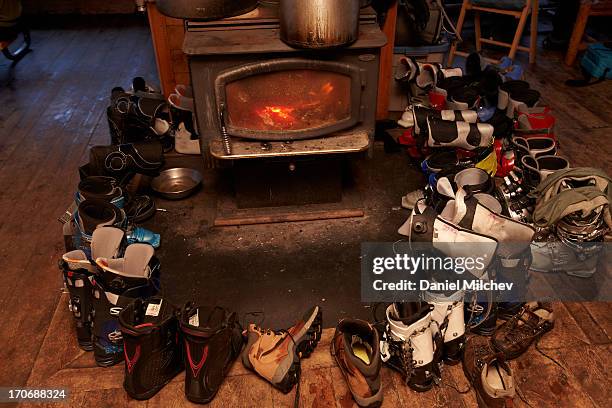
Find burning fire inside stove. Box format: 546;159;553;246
258;106;297;127
226;70;351;133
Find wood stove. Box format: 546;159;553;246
183;5;386;160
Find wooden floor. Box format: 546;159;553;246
0;16;610;408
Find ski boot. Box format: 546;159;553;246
429;168;497;213
381;302;440;391
439;189;535;257
119;297;184;400
242;306;322;394
515;106;557;143
398;105;478;131
497;80;540;118
60;227;126;350
91;243;160;367
426;117;494;150
423;291;466;364
179;304;244;404
398;201;498;279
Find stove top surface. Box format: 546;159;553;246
186;4;377;30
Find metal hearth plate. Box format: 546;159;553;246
209;131;370;159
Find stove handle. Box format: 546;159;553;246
219;104;233;156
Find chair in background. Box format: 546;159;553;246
448;0;539;66
564;0;612;66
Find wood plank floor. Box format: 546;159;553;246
0;15;609;408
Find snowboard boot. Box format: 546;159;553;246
423;290;466;364
381;303;439;391
60;227;126;350
91;243;160;367
463;335;515;408
331;319;383;408
76;176;125;208
398;201;498;279
242;306;322;394
73;198;126;255
180;304;244;404
119;297;184;400
426;117;494;150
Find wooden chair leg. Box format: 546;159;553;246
529;0;538;64
565;2;591;66
448;0;470;66
474;11;482;52
509;5;530;60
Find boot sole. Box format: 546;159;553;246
78;338;94;351
276;309;323;393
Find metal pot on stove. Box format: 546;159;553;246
280;0;361;49
155;0;258;20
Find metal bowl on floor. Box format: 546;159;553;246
151;168;202;200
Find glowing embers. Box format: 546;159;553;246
225;70;351;133
257;106;297;127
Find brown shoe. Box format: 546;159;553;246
331;319;383;408
463;335;515;408
492;302;554;360
241;306;322;393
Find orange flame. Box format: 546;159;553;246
321;82;334;95
257;106;296;126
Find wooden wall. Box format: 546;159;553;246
22;0;135;14
147;4;189;96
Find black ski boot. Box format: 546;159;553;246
119;297;184;399
60;227;126;350
60;259;96;351
91;243;160;367
180;304;244;404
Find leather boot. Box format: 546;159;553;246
331;319;383;408
463;335;515;407
242;306;322;394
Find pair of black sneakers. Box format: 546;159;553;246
118;299;243;403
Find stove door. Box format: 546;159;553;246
215;59;364;140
